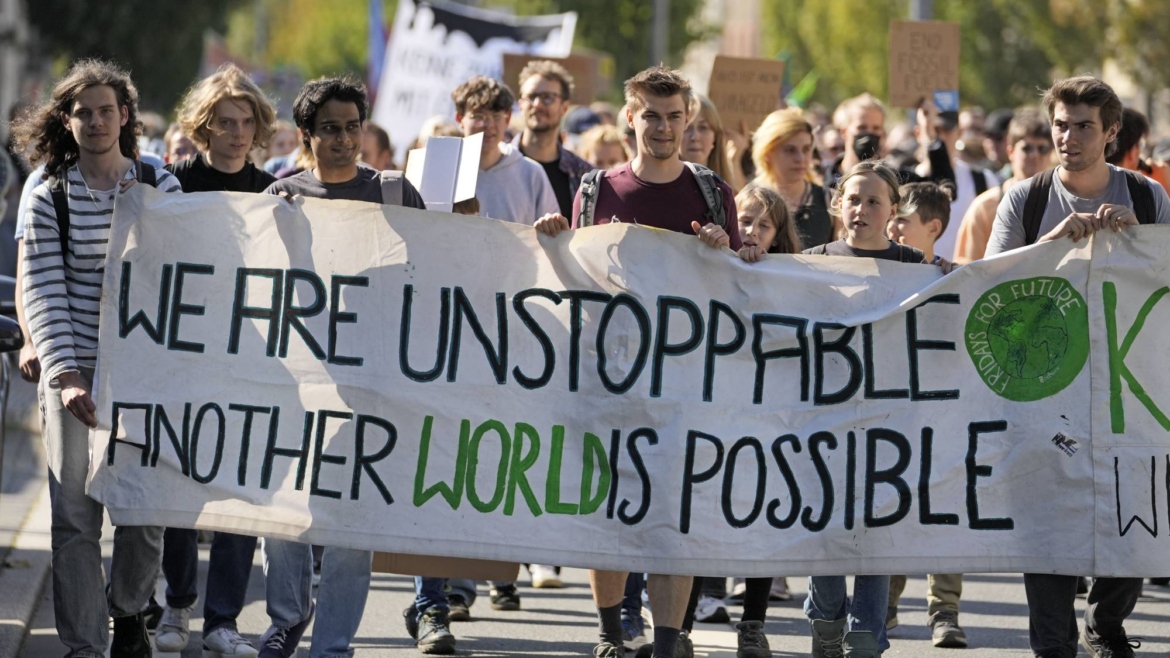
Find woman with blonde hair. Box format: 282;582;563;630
750;108;837;248
681;93;746;191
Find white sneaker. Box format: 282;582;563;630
202;627;259;657
694;595;730;624
769;577;793;601
154;605;193;652
728;577;747;603
529;564;563;589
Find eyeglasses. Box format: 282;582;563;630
520;92;563;106
1019;144;1053;155
466;111;507;125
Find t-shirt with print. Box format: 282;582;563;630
569;162;741;249
803;238;927;263
22;162;182;382
166;153;276;194
265;164;425;209
985;164;1170;256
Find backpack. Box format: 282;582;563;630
1022;168;1156;245
379;169;404;206
575;161;727;229
48;159;158;256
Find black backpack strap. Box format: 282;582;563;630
575;168;603;227
971;167;988;197
134;159;157;187
1023;168;1055;246
47;176;70;258
1123;169;1156;225
684;161;727;229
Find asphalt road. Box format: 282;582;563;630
17;531;1170;658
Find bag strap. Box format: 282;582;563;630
971;166;988;197
575;168;603;227
134;159;157;187
683;161;727;229
380;169;404;206
1023;168;1055;246
1122;169;1156;225
48;175;70;258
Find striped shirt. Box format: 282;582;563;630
22;163;181;382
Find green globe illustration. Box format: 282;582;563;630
987;296;1068;380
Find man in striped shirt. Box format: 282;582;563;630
13;59;181;658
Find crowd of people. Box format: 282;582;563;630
2;46;1170;658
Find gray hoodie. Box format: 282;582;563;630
475;143;560;225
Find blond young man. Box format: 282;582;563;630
155;63;279;657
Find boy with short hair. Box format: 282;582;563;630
887;181;955;265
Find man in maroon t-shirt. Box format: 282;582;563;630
534;66;738;658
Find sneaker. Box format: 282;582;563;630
930;611;968;648
769;577;793;601
203;627;260;657
1080;628;1142;658
842;630;880;658
312;557;322;588
154;605;193;652
885;605;899;631
735;620;771;658
694;595;730;624
529;564;563;589
811;618;846;658
594;642;623;658
633;630;694;658
257;605;314;658
621;614;648;650
447;595;471;622
416;607;456;654
142;596;164;633
727;578;747;604
111;613;151;658
489;585;521;611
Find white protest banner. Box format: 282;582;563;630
88;187;1170;577
371;0;576;165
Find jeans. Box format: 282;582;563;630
805;575;891;651
622;572;646;620
262;539;372;658
162;528;257;632
42;369;163;656
410;577;449;619
888;573;963;617
1023;574;1142;657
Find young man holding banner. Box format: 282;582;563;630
13;59;181;658
534;65;740;658
154;63;278;658
258;77;452;658
986;76;1170;658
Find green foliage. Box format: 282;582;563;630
26;0;243;112
761;0;1157;113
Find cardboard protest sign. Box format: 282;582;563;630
89;186;1170;577
371;0;576;165
706;56;786;134
502;53;610;105
888;20;960;110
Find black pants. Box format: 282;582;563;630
1023;574;1141;657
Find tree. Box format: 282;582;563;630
759;0;1101;113
26;0;244;112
